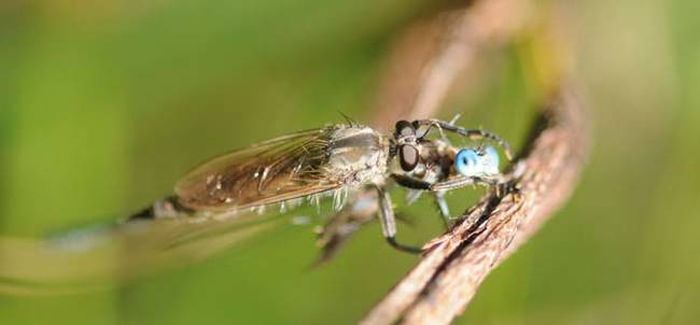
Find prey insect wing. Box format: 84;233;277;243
175;127;344;211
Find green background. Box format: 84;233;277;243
1;0;698;323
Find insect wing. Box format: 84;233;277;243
175;127;343;211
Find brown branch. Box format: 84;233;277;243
362;84;588;324
358;1;589;323
318;0;588;322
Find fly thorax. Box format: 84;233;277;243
326;126;389;186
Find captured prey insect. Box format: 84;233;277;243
131;118;513;253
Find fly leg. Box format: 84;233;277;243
314;189;378;264
390;174;431;190
434;191;452;229
416;115;461;143
375;185;422;254
390;174;452;229
413;119;513;160
430;175;503;192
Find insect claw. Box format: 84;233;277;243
386;237;423;254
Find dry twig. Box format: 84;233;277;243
363;86;588;324
357;0;589;324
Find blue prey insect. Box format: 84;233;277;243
132;119;512;253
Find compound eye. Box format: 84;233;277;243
455;149;479;177
399;144;419;172
395;120;415;138
455;147;500;177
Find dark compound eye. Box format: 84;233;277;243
399;144;419;171
395;120;415;138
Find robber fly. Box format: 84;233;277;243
131;118;512;253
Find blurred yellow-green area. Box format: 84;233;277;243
1;0;699;324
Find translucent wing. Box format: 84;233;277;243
0;211;289;295
175;127;344;211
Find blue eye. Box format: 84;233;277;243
455;146;500;177
455;149;479;176
484;146;499;166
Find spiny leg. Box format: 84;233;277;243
390;173;431;190
405;189;423;205
413;119;513;160
393;172;505;196
375;185;422;254
314;190;377;265
434;191;452;229
415;120;447;143
430;175;503;192
415;115;461;143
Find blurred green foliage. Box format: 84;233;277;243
1;0;699;324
